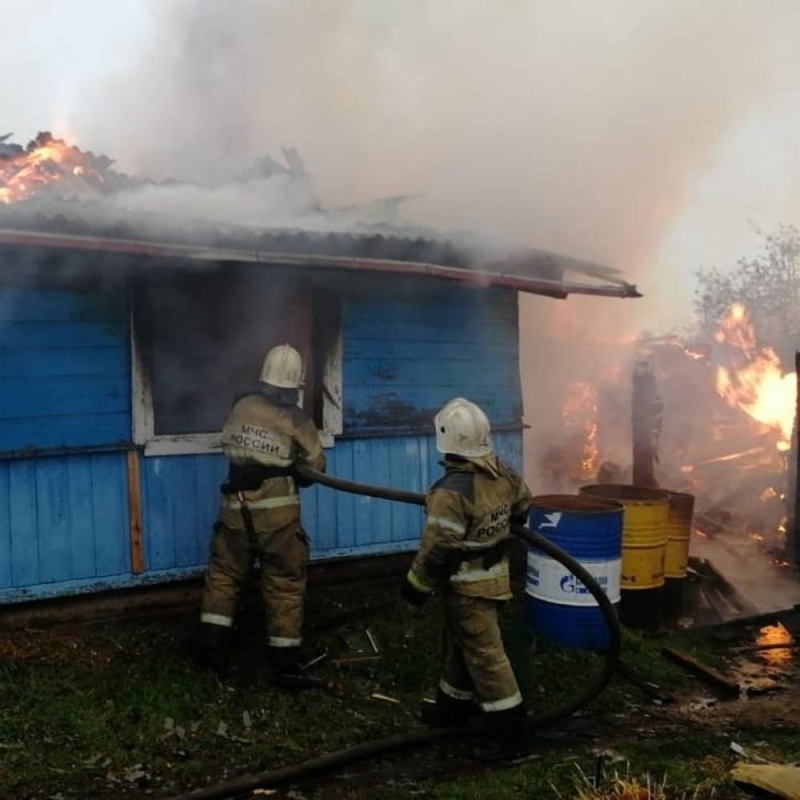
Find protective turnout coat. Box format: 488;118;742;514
407;455;533;715
408;457;532;599
200;388;325;651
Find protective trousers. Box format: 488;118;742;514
439;593;523;713
200;517;309;648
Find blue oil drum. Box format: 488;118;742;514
526;494;624;652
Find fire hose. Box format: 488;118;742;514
168;467;621;800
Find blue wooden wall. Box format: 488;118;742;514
342;282;521;433
0;284;132;601
0;287;130;451
0;273;524;603
135;430;522;578
0;453;130;601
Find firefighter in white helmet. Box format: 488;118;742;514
401;398;533;760
193;344;326;681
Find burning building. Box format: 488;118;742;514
0;133;638;606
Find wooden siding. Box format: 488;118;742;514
0;452;130;600
140;454;225;572
0;430;522;602
0;287;130;452
109;430;523;580
302;429;524;557
342;282;521;433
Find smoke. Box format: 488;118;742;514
76;1;781;275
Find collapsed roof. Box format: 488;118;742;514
0;132;640;299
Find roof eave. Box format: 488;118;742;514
0;228;641;299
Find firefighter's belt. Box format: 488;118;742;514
222;464;293;493
221;493;299;510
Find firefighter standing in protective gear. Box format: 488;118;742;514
400;398;533;761
194;344;326;679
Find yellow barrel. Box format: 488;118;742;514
664;492;695;579
663;491;695;627
579;484;669;631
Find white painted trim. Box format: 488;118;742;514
321;313;343;446
130;301;153;446
143;433;223;457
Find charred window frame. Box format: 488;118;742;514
131;263;341;456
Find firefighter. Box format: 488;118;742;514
193;344;326;680
401;397;533;761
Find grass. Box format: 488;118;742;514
0;578;797;799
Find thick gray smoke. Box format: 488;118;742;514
80;1;778;282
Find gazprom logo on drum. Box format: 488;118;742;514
559;574;608;594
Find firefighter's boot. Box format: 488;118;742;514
419;687;475;728
471;703;531;762
190;622;233;675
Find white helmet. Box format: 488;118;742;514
260;344;304;388
434;398;493;458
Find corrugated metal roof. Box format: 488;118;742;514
0;204;641;299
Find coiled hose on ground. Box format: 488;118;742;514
168;467;621;800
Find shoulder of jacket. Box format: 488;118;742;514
431;470;475;500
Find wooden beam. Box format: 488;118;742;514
126;449;145;575
660;645;740;696
632;360;662;487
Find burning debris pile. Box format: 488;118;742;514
540;300;798;567
0;130;438;249
0;131;142;204
0;130;321;225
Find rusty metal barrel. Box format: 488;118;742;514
662;491;695;627
579;484;670;631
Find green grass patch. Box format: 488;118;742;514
0;579;791;798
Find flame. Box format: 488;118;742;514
755;623;793;666
561;381;600;480
0;132;104;204
713;303;796;449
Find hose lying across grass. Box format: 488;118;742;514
167;467;622;800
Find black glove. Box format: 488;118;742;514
400;579;430;608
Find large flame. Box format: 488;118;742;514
0;132;105;204
714;302;796;450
